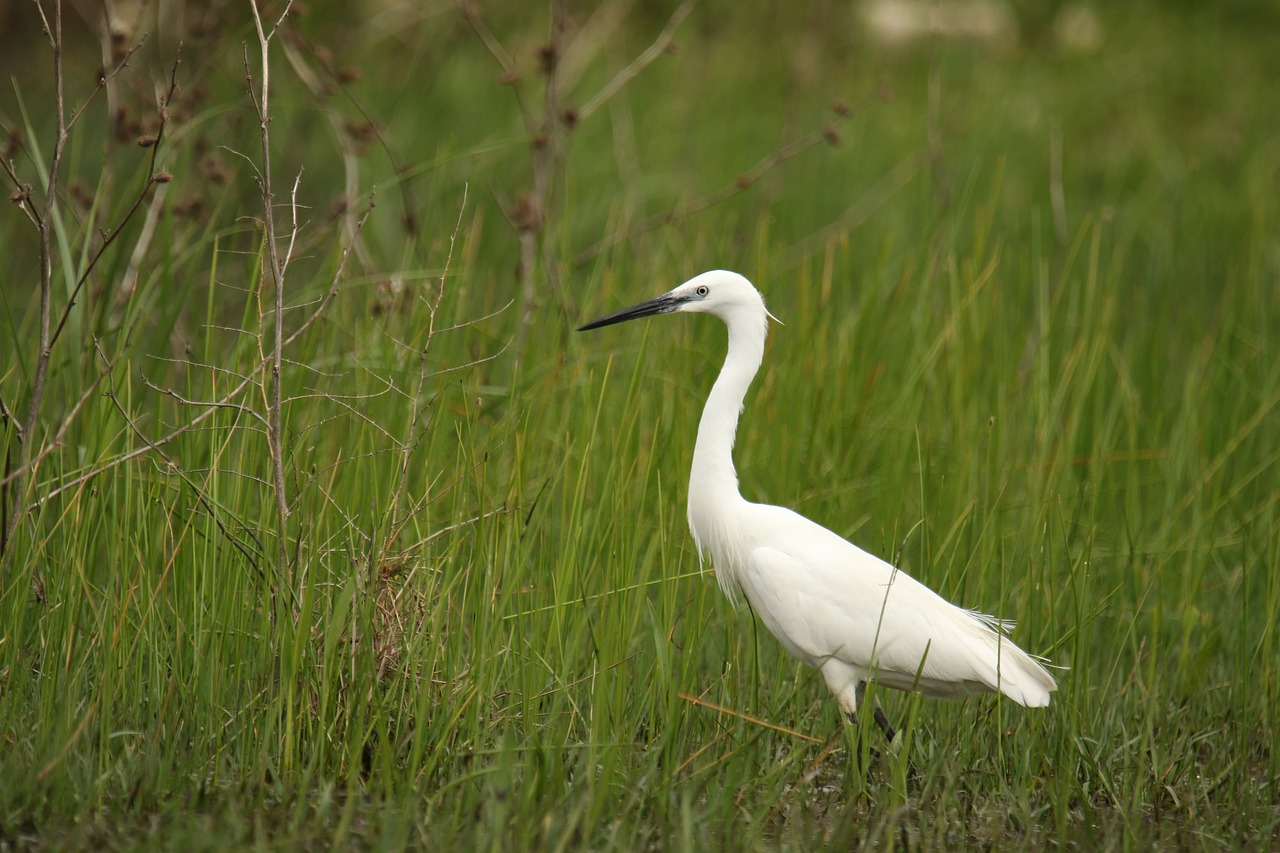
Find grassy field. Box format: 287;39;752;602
2;1;1278;849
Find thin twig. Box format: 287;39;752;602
248;0;296;583
50;55;181;352
282;203;372;346
2;23;168;570
576;0;692;122
2;1;65;567
678;693;823;744
23;200;371;513
0;360;113;490
66;39;146;135
141;378;271;428
279;33;378;269
401;506;511;555
98;341;267;584
382;186;469;559
459;2;536;138
0;155;42;228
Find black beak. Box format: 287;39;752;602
576;292;684;331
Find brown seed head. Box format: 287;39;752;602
538;43;558;75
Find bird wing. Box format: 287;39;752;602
741;541;962;682
739;505;1054;704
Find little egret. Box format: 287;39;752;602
578;270;1056;737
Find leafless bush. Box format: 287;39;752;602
1;1;501;618
1;2;170;586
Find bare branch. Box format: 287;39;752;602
0;396;17;441
284;168;303;272
381;186;470;555
1;34;178;561
0;357;113;490
278;33;382;269
97;342;267;583
28;391;237;510
1;154;42;228
266;0;295;40
576;0;691;122
64;38;147;136
36;200;377;508
50;56;182;353
459;1;537;137
33;0;53;47
249;0;297;582
283;201;373;347
425;299;513;339
402;505;510;554
3;0;66;564
141;377;271;429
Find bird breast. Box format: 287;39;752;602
686;493;757;604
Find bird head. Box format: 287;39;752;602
577;270;779;332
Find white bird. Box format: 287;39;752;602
578;270;1056;737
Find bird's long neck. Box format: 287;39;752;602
688;314;765;521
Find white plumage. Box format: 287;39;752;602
578;270;1056;732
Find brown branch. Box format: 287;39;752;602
575;0;692;122
382;186;469;557
1;18;162;568
1;155;42;229
0;358;113;490
0;397;17;441
50;53;180;353
282;202;371;347
248;0;296;583
401;505;511;555
3;0;66;565
140;377;270;429
98;341;267;585
459;1;537;138
23;200;371;514
279;34;373;265
65;38;146;136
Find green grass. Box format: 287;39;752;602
2;1;1278;849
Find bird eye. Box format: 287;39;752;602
696;285;709;297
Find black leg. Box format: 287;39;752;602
873;705;897;742
846;703;898;743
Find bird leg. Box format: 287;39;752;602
844;703;898;742
845;681;899;742
872;705;897;742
